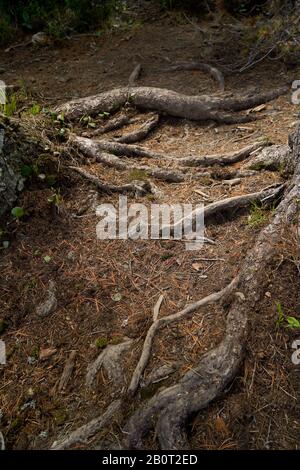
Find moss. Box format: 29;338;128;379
128;169;148;182
52;407;68;426
95;337;108;349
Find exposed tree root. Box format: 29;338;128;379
70;166;152;196
128;278;239;395
51;400;122;450
56;85;287;122
166;183;285;236
82;114;133;137
70;135;203;183
177;141;268;167
128;63;142;87
242;144;290;172
163;62;225;91
95;138;173;160
116;114;159;144
86;338;133;388
123;127;300;450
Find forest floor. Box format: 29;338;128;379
0;1;300;450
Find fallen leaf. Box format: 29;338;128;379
39;348;57;361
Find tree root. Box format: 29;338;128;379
86;338;133;388
56;85;287;122
166;183;285;236
116;114;159;144
128;278;239;395
128;63;142;87
70;166;152;196
163;62;225;91
177;141;268;167
82;114;133;138
51;400;122;450
70;135;201;183
123;127;300;450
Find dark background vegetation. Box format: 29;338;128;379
0;0;296;45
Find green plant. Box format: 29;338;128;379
275;301;300;330
276;301;285;327
28;103;41;115
248;203;267;228
48;190;61;208
286;316;300;329
11;206;25;219
1;94;17;117
128;169;148;181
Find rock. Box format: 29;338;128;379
39;347;57;361
66;250;76;262
36;280;57;317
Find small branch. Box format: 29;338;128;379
58;350;76;392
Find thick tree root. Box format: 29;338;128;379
70;135;205;183
56;85;287;122
163;62;225;91
123;127;300;450
51;400;122;450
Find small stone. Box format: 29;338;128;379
66;250;76;262
39;347;57;361
39;430;48;439
27;356;37;365
265;291;272;298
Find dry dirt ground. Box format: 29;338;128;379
0;3;300;450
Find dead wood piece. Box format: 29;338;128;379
128;278;238;395
70;166;151;196
86;338;133;388
116;114;159;144
124;126;300;450
128;63;142;87
56;86;287;123
51;400;121;450
164;62;225;91
58;351;76;392
178;141;268;167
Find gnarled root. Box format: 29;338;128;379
56;85;288;122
